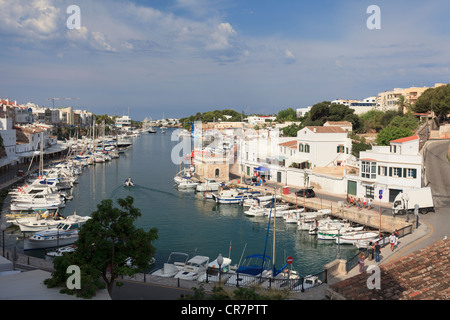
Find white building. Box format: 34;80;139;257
115;115;132;130
246;116;276;126
346;135;422;203
296;107;312;118
287;126;353;169
0;118;18;167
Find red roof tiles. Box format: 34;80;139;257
328;238;450;300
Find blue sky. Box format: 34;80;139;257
0;0;449;121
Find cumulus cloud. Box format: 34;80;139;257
0;0;61;40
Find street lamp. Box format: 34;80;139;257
217;253;224;284
336;223;341;260
1;223;6;258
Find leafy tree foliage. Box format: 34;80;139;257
45;196;158;298
413;84;450;117
376;126;412;146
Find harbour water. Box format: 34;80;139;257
4;129;358;276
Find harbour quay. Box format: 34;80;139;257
235;182;414;234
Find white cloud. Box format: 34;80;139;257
0;0;61;40
206;22;236;50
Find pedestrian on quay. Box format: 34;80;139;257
363;197;367;209
359;252;365;273
357;198;362;210
349;196;354;206
367;241;374;261
367;198;373;210
374;241;381;263
389;232;397;251
394;229;399;248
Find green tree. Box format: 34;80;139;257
276;108;298;122
45;196;158;298
388;114;419;131
413;84;450;117
376;127;412;146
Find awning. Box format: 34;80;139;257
254;167;270;173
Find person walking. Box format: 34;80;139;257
359;252;365;273
389;232;397;251
357;198;362;210
374;241;381;263
367;197;373;210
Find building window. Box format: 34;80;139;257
378;166;387;176
365;186;375;199
304;144;310;153
337;145;344;153
299;144;303;152
393;167;401;177
407;168;417;179
361;161;377;179
215;168;220;178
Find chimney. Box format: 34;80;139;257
313;127;316;133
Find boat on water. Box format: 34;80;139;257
198;255;234;283
45;244;77;260
24;214;91;251
317;225;365;241
225;254;273;287
152;252;189;278
335;231;379;245
196;178;222;192
10;194;65;212
148;127;156;134
123;177;134;187
293;275;323;291
14;211;64;232
212;188;259;204
177;179;199;190
244;203;290;217
174;255;210;281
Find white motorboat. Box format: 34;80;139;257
293;275;323;291
14;211;64;232
177;179;199;190
10;194;65;212
123;177;134;187
45;244;77;260
198;255;234;283
317;225;364;240
284;209;305;224
196;178;222;192
212;189;246;204
336;231;380;245
152;252;189;278
244;203;290;217
174;255;210;281
24;214;91;251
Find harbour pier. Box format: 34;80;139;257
235;182;413;234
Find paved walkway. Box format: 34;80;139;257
290;207;447;300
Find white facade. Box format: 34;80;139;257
0;118;17;165
115;115;131;129
296;107;312;118
346;135;422;203
287;126;353;169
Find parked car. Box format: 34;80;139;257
295;188;315;198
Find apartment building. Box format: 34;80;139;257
347;135;422;203
378;83;445;113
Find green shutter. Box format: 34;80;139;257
403;168;407;178
389;167;392;177
412;169;417;179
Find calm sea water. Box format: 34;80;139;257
7;129;358;276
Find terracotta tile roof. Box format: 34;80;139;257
390;135;419;144
279;140;297;148
328;238;450;300
305;126;346;134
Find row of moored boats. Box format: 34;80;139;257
5;136;132;253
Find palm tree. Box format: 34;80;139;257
396;95;411;114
